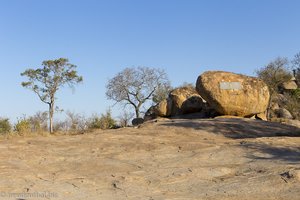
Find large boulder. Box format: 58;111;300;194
144;87;207;120
155;99;172;117
143;99;172;121
169;87;205;116
196;71;270;117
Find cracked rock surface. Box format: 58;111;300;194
0;118;300;200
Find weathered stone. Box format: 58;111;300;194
144;106;156;121
196;71;270;117
144;99;173;121
281;80;298;90
280;119;300;129
168;87;206;116
255;112;268;121
144;86;208;120
271;102;280;110
156;99;172;117
132;118;144;126
275;108;293;119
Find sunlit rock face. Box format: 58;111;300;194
196;71;270;117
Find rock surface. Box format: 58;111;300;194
270;118;300;128
132;118;144;126
0;118;299;200
255;111;268;120
144;87;207;120
281;80;298;90
168;87;205;116
275;108;293;119
196;71;270;117
154;99;172;117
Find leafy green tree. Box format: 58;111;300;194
21;58;83;133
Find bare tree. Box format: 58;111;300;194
256;57;291;95
65;111;89;133
152;82;172;104
256;57;292;119
21;58;83;133
28;111;48;132
292;52;300;68
179;82;195;89
118;110;134;127
106;67;169;118
292;52;300;84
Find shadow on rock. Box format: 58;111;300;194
159;118;300;139
241;142;300;163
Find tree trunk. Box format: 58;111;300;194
135;107;140;118
49;103;54;134
266;93;274;121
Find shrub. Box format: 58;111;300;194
89;110;116;130
65;111;89;133
28;111;48;132
15;117;31;135
53;120;68;132
285;94;300;120
291;88;300;99
0;118;11;134
118;111;133;127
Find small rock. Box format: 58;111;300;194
281;80;298;90
280;171;294;182
132;118;144;126
275;108;293;119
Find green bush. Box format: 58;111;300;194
291;88;300;99
89;110;116;130
15;117;31;135
0;118;11;134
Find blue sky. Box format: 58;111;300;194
0;0;300;122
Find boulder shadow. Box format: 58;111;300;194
159;118;300;139
240;142;300;163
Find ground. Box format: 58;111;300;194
0;118;300;200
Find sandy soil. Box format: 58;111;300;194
0;118;300;200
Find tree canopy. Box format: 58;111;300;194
21;58;83;133
292;52;300;83
256;57;292;95
106;67;170;118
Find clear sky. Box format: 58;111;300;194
1;0;300;122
